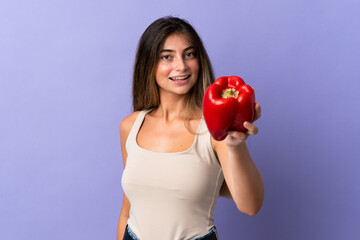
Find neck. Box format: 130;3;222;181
155;93;187;122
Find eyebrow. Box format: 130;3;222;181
160;46;195;53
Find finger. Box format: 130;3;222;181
244;121;259;135
227;131;247;139
253;102;261;121
226;131;248;142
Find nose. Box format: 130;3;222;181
175;56;188;72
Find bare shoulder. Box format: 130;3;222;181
119;111;141;136
119;111;141;168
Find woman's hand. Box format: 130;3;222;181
225;102;261;147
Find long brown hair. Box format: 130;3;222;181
132;16;231;198
132;16;214;113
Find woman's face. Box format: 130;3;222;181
155;33;199;97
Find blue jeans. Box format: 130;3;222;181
122;224;219;240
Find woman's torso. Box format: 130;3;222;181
121;109;224;240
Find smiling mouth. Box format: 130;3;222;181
169;75;191;81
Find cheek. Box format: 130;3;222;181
190;58;199;69
190;60;200;75
156;63;172;76
155;64;171;86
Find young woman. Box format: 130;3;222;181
117;16;264;240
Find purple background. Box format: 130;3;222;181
1;0;360;239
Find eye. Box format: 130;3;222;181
185;52;196;58
161;55;172;61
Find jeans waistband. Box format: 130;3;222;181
122;225;219;240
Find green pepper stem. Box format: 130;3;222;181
222;88;239;99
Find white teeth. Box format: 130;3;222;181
171;75;190;80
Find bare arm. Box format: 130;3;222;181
116;112;139;239
212;103;264;215
117;193;130;239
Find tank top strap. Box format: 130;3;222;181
125;109;152;152
195;117;219;166
196;117;208;133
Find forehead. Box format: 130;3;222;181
161;33;193;49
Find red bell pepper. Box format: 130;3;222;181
202;76;255;141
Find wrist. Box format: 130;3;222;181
227;140;247;151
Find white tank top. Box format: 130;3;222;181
121;109;224;240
